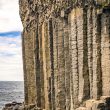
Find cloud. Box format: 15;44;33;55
0;0;23;32
0;0;23;81
0;31;21;37
0;31;23;81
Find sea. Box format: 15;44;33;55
0;81;24;110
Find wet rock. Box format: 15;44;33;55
2;102;23;110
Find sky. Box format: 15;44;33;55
0;0;23;81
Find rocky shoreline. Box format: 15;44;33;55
2;102;39;110
2;102;23;110
2;96;110;110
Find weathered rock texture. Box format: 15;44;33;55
19;0;110;110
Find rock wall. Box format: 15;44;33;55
19;0;110;110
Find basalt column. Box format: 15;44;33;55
92;8;102;99
48;19;55;110
41;22;50;110
87;7;93;98
19;0;37;105
40;19;56;110
63;17;71;110
52;18;59;110
69;9;79;109
22;22;37;105
55;16;71;110
69;7;90;109
55;18;66;110
76;8;90;103
101;8;110;96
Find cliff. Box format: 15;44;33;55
19;0;110;110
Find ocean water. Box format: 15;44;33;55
0;81;24;109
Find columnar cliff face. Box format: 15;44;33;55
19;0;110;110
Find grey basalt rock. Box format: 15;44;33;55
2;102;23;110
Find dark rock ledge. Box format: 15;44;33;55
2;102;23;110
2;102;41;110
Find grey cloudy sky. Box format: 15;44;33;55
0;0;23;81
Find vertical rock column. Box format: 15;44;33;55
41;20;56;110
20;0;29;101
69;9;79;109
22;23;37;104
48;19;55;110
68;13;74;110
22;30;28;105
41;22;50;110
35;24;42;108
63;18;71;110
92;8;102;99
39;24;45;108
87;7;93;98
53;18;58;110
101;8;110;96
52;16;71;110
76;8;90;103
55;18;66;110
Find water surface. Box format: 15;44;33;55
0;81;24;109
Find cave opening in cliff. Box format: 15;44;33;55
0;0;24;108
